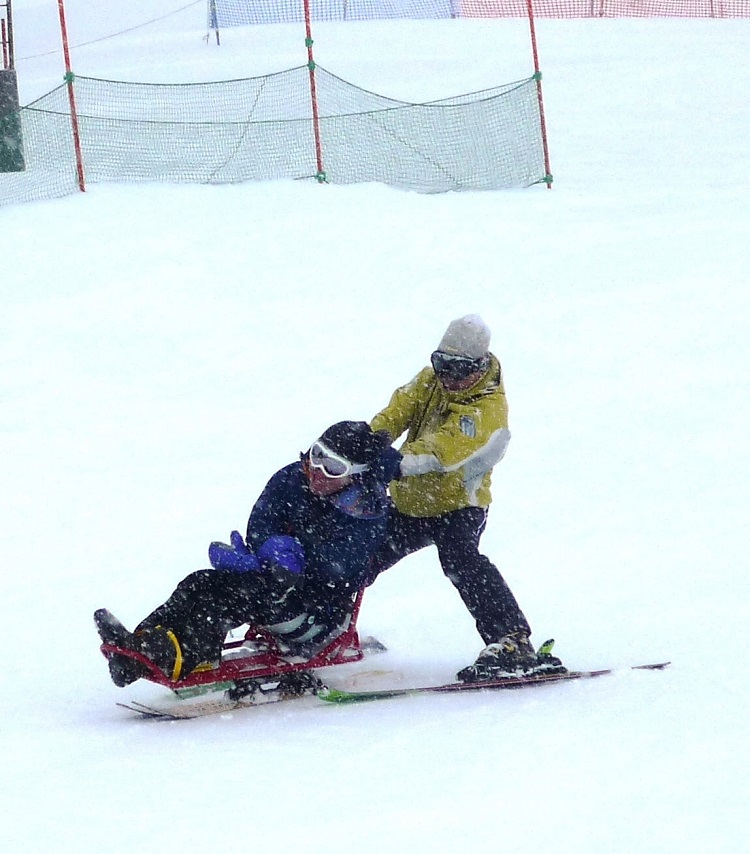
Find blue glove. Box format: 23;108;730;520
208;530;261;573
257;535;306;576
230;530;247;552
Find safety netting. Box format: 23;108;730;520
1;86;80;204
209;0;748;24
0;67;547;207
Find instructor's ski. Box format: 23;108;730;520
317;661;671;705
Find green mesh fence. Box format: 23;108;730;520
0;67;546;208
1;86;80;204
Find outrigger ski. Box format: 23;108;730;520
117;671;327;720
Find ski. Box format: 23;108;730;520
317;661;671;705
117;662;670;718
117;670;325;720
116;666;393;720
117;692;302;720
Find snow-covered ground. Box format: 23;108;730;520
2;3;749;851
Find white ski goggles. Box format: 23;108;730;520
308;440;370;479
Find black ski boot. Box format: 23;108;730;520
134;626;184;683
93;608;145;687
457;634;567;683
534;638;568;675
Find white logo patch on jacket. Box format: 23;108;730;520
459;415;477;438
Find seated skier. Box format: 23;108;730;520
95;421;401;687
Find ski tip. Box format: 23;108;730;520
116;701;172;719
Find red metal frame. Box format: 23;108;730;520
99;592;367;691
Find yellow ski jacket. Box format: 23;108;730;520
370;354;510;517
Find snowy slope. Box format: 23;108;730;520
2;4;749;852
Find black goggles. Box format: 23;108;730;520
431;350;488;381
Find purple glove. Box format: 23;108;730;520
208;530;261;573
230;530;247;552
257;535;306;576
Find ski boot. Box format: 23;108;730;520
134;626;184;683
95;610;185;685
94;608;145;687
534;638;568;675
456;634;567;683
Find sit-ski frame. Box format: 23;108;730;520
99;591;367;693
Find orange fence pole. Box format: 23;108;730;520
56;0;86;192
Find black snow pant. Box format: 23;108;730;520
136;569;353;676
367;506;530;645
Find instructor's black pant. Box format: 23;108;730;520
368;506;530;645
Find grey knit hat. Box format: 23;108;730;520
437;314;491;359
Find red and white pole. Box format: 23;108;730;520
302;0;326;183
56;0;85;192
2;0;14;69
1;18;8;70
526;0;552;189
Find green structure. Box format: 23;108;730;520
0;67;24;172
1;67;548;207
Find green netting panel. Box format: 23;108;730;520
0;66;546;208
67;70;320;184
70;70;316;123
314;70;545;191
0;88;80;205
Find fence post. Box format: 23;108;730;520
56;0;86;192
1;0;14;68
526;0;553;188
302;0;326;183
